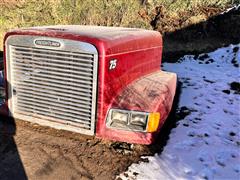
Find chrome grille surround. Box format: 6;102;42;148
6;35;98;135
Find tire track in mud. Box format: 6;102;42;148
34;145;93;179
18;130;94;179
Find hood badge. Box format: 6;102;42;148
34;39;61;48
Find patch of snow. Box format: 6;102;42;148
119;44;240;180
221;4;240;15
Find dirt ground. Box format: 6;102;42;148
0;6;239;180
0;119;150;180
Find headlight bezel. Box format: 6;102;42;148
106;109;150;132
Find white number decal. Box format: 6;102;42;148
109;59;117;70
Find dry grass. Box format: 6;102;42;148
0;0;238;50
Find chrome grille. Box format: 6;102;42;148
6;36;98;135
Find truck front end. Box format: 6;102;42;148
2;26;177;144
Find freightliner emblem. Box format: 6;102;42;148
34;39;61;47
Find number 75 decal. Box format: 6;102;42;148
109;59;117;70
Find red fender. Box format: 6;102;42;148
96;70;177;144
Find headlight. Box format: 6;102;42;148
112;111;128;123
110;111;129;128
130;113;147;126
107;109;160;132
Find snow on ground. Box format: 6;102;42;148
119;44;240;180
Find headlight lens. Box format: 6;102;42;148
111;111;128;125
130;113;147;126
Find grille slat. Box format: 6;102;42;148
14;75;92;91
12;53;93;65
12;49;94;62
12;55;93;68
13;63;93;77
13;68;93;81
17;94;91;113
8;40;98;134
15;108;91;128
13;77;92;94
16;98;91;119
13;81;92;98
16;102;91;123
12;46;94;58
12;59;93;72
15;86;92;105
12;54;93;67
13;69;92;85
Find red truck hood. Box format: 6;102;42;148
5;25;162;56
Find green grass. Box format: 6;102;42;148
0;0;238;50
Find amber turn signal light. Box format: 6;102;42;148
147;113;160;132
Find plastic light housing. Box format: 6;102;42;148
147;113;160;132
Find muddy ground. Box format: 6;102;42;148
0;6;239;180
0;111;181;180
0;119;146;179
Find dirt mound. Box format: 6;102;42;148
163;6;240;61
